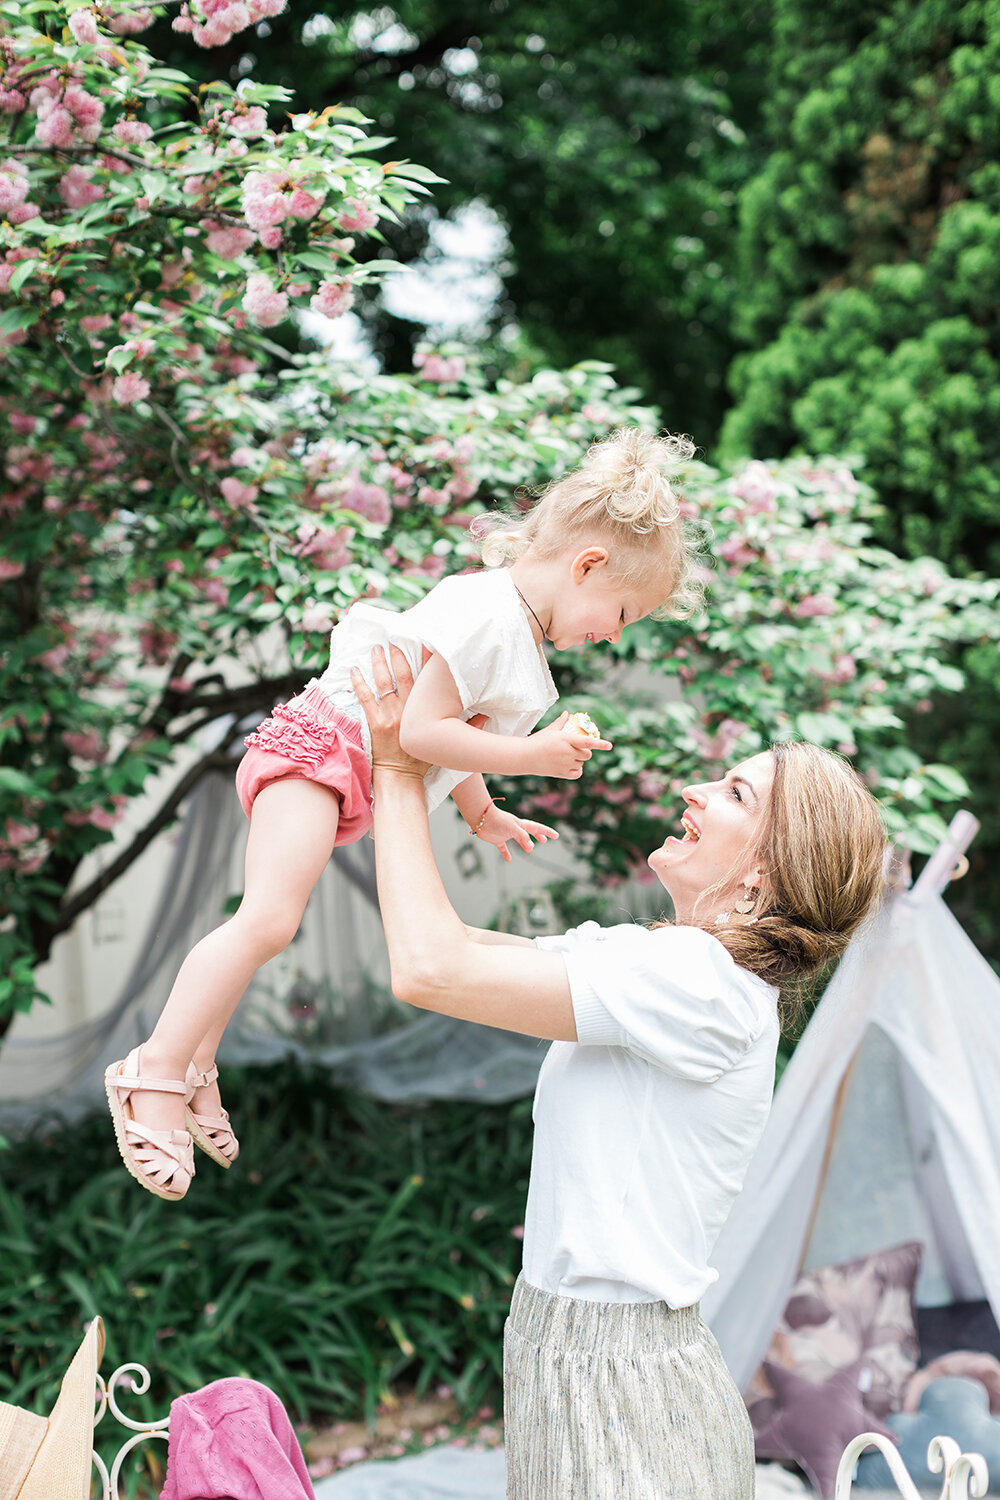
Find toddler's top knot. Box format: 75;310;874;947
478;426;702;620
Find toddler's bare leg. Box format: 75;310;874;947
133;778;341;1134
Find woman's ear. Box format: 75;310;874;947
570;545;610;584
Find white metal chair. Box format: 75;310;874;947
92;1358;170;1499
836;1432;989;1498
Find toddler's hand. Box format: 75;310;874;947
474;803;558;862
525;713;613;780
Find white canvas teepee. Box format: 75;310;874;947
701;812;1000;1392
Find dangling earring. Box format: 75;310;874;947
733;885;758;916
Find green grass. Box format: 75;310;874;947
0;1061;532;1449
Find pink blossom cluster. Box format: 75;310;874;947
0;158;38;224
216;103;268;139
31;76;105;148
401;553;446;580
793;593;837;618
62;728;107;762
58;164;104;209
336;197;378;233
529;789;573;819
242;170;325;249
65;796;127;831
68;9;100;44
242;272;288;327
309;279;354;319
0;818;48;874
138;624;179;664
690;717;749;764
340;478;391;526
717;534;758;570
414;352;467;383
107;6;155;34
821;652;857;684
636;768;667;801
301;526;352;571
802;466;860;513
301;600;335;634
172;0;287;49
113;118;153;145
204;221;256;259
728;460;778;514
220;476;258;507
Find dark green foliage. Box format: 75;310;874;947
0;1063;531;1448
717;0;1000;969
720;0;1000;575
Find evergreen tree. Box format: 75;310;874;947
721;0;1000;573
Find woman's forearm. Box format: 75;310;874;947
370;766;576;1039
356;645;576;1041
371;766;474;998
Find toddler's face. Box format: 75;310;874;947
547;566;663;651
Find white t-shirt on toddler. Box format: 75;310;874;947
315;568;557;812
526;920;780;1307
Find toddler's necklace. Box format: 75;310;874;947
514;584;548;642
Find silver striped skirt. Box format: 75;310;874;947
503;1274;754;1499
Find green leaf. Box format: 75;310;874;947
0;306;40;335
383;163;449;184
7;261;39;294
920;764;970;799
293;253;345;277
0;768;35;793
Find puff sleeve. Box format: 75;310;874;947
536;922;772;1082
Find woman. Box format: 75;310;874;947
350;645;885;1500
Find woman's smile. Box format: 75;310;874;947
648;752;775;921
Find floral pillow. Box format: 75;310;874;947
747;1240;923;1430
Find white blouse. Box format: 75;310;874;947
315;568;557;811
527;921;780;1307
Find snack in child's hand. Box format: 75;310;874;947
565;711;601;740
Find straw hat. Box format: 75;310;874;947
0;1317;104;1500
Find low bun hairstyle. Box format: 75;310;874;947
477;427;703;619
689;742;887;1019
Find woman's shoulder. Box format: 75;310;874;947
647;922;778;999
554;920;777;1013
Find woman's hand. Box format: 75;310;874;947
350;645;429;778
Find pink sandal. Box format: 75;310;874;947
185;1062;240;1169
105;1047;195;1202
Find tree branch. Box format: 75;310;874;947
55;744;233;936
163;672;307;742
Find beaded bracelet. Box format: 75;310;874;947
469;796;505;836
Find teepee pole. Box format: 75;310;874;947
910;810;979;902
796;1045;860;1274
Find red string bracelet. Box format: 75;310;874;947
469;796;505;836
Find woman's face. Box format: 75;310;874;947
647;751;775;922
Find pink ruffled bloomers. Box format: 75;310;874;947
235;682;373;843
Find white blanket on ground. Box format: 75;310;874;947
312;1448;906;1498
313;1446;506;1497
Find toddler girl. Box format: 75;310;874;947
106;426;699;1200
